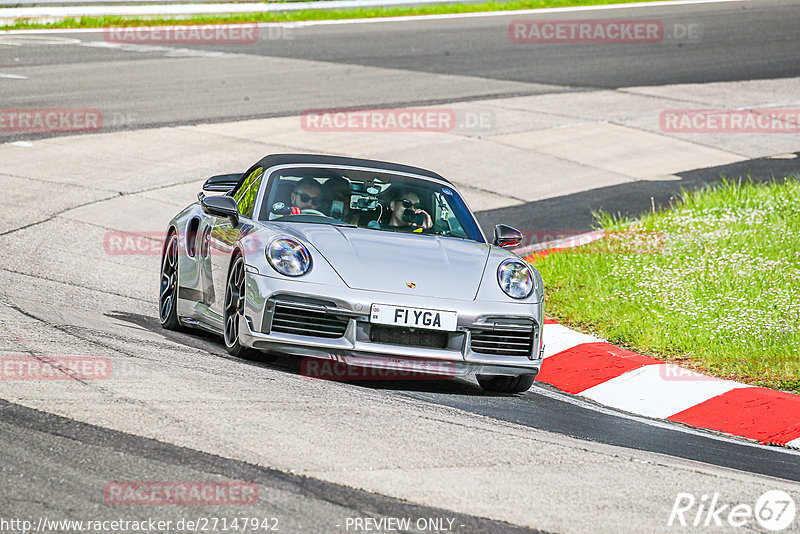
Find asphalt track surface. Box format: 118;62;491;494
2;0;800;531
256;357;800;482
2;0;800;140
1;399;540;533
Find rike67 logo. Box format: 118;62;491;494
668;490;796;531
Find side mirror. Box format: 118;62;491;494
493;224;523;248
202;195;239;226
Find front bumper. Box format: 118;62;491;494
239;271;544;378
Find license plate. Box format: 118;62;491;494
370;304;458;332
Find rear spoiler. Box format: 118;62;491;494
202;173;242;192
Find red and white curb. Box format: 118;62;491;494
514;235;800;449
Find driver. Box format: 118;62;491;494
387;189;432;230
290;177;323;211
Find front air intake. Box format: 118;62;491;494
268;302;349;339
470;325;535;357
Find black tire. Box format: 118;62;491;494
223;255;252;358
477;374;535;393
159;232;181;330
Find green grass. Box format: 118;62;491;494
2;0;662;31
531;177;800;392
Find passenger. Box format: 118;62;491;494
386;188;432;230
290;177;323;211
321;176;352;220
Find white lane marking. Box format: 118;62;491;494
10;141;33;147
787;437;800;449
529;383;800;456
0;0;750;35
0;35;81;45
542;323;603;358
79;41;236;58
578;363;749;419
0;73;28;79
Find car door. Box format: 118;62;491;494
206;166;263;322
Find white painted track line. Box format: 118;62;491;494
0;0;749;31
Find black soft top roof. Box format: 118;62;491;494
255;153;450;183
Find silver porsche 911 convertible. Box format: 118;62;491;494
160;154;544;393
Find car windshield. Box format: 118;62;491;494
258;166;485;243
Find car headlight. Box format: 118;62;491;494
266;237;311;276
497;258;534;299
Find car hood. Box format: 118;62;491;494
274;223;491;300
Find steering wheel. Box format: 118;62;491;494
300;209;326;216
